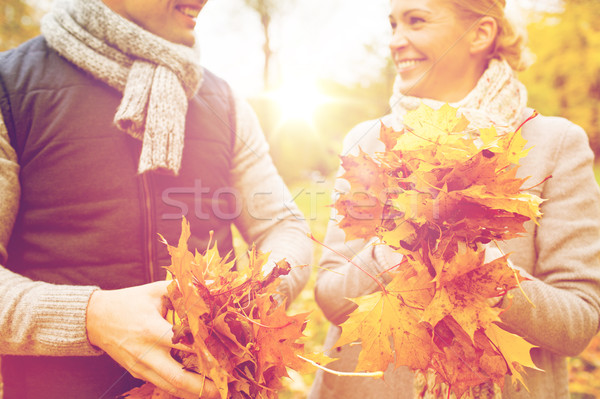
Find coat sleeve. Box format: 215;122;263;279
229;94;313;303
499;120;600;356
0;112;101;357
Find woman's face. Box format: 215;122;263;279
102;0;208;46
388;0;485;102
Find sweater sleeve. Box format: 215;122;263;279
499;122;600;356
314;211;392;326
228;94;312;303
314;119;397;325
0;112;101;357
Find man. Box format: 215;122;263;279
0;0;312;397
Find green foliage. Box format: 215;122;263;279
0;0;41;51
520;0;600;154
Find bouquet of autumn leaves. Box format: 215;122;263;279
332;104;544;398
124;219;309;399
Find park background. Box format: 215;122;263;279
2;0;600;397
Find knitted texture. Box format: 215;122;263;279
389;58;528;133
41;0;203;174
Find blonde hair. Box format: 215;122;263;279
450;0;532;71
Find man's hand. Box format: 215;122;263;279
86;281;219;399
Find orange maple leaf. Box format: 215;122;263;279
336;267;435;372
330;104;544;398
125;218;310;399
336;149;388;242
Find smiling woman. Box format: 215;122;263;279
308;0;600;398
388;0;493;102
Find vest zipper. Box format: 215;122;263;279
141;173;156;283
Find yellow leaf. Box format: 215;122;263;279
403;103;470;137
486;323;542;390
498;129;531;166
452;185;543;221
337;271;434;372
479;126;500;148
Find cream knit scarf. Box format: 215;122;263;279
41;0;204;175
389;58;528;134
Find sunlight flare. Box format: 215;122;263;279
268;79;329;124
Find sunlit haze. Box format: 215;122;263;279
266;80;330;124
194;0;562;125
195;0;390;99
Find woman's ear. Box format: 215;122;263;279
470;16;498;55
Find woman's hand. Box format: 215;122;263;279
86;281;218;399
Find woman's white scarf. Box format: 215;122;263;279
389;58;528;134
41;0;204;174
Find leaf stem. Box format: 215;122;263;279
505;110;539;153
377;256;408;276
297;355;384;378
490;241;535;308
236;311;293;330
516;110;539;132
521;174;552;191
404;126;438;145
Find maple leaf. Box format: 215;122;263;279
124;218;310;399
336;268;435;372
328;104;545;397
251;295;308;384
336;149;388;242
425;250;519;343
430;318;507;398
337;290;424;372
423;286;499;341
497;129;531;166
486;323;541;389
396;103;470;150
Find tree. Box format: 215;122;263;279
520;0;600;154
0;0;42;51
242;0;293;90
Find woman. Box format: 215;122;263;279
309;0;600;398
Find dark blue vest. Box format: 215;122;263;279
0;36;237;398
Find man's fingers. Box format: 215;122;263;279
172;342;196;353
130;368;198;399
157;362;219;399
132;342;219;399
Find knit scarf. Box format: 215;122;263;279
389;58;528;134
41;0;204;175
